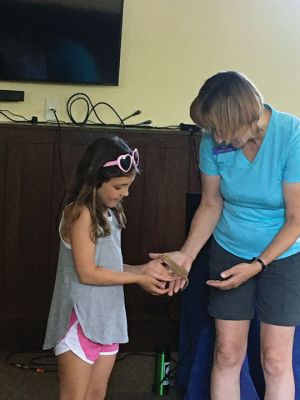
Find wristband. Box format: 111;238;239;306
251;257;268;272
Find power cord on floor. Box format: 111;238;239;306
6;352;57;373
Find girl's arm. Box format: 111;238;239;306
70;206;169;295
124;262;176;282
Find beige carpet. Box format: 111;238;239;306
0;353;180;400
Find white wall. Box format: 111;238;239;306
1;0;299;125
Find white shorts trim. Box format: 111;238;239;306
54;320;118;365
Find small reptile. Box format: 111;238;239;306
158;254;189;290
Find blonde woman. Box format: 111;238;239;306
153;71;300;400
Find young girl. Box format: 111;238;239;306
43;136;174;400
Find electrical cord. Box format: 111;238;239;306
0;109;31;123
0;103;188;131
66;92;158;128
122;109;142;122
6;352;57;373
66;93;124;127
50;108;68;228
52;109;66;189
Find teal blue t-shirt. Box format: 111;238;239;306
199;105;300;259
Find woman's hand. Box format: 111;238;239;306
206;261;262;290
149;251;193;296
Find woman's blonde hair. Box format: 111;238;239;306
190;71;263;143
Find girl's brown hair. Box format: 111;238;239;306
64;136;139;242
190;71;263;143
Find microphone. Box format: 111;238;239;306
122;110;142;122
136;120;152;125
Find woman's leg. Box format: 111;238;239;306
210;319;250;400
260;322;295;400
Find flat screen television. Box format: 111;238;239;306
0;0;124;85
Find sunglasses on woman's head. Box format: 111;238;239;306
103;148;139;172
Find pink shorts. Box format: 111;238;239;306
55;309;119;364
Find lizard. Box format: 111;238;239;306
158;254;189;291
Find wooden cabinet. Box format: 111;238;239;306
0;123;201;351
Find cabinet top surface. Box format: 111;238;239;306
0;122;201;137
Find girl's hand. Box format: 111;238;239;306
140;260;176;283
137;274;171;296
206;261;262;290
149;251;193;296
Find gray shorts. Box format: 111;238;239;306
208;238;300;326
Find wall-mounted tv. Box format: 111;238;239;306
0;0;124;85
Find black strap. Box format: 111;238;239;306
251;257;268;272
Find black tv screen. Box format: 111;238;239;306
0;0;124;85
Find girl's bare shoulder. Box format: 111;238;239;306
62;204;92;242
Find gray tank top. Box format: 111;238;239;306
43;210;128;349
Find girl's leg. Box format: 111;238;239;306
210;319;250;400
58;351;116;400
58;351;93;400
260;322;295;400
85;354;116;400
